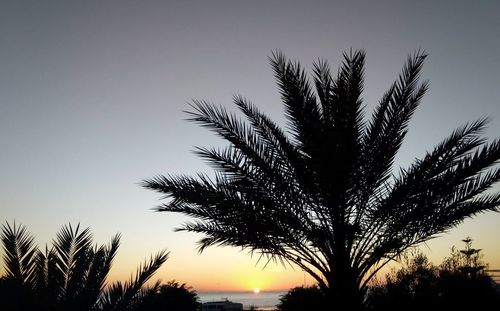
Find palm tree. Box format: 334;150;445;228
143;50;500;309
0;222;168;311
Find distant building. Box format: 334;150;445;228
201;299;243;311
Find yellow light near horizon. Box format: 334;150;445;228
233;266;274;292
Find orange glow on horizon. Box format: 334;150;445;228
106;245;310;292
104;214;500;293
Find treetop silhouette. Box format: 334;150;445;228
0;222;168;311
143;49;500;308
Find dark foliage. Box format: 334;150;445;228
277;285;328;311
367;239;500;310
143;50;500;308
0;277;37;311
0;222;168;311
136;280;201;311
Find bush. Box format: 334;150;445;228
277;285;327;311
367;238;500;310
136;280;201;311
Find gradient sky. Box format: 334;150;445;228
1;0;499;291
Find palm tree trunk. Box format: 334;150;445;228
326;268;365;310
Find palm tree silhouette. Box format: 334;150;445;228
143;50;500;309
0;222;168;311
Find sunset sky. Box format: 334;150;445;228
1;1;499;292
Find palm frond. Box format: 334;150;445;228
31;245;62;308
52;223;93;303
269;50;321;151
355;134;500;276
100;250;169;310
1;222;38;285
77;233;121;310
359;51;429;209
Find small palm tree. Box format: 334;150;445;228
143;50;500;309
0;222;168;311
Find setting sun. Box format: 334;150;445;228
253;288;260;294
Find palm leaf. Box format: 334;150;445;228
100;250;169;310
1;222;38;285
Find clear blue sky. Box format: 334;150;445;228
1;0;499;290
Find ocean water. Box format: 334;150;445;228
199;291;285;310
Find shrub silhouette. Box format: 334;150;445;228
0;222;168;311
135;280;201;311
277;285;327;311
367;239;500;310
144;50;500;309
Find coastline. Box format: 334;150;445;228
199;291;284;310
